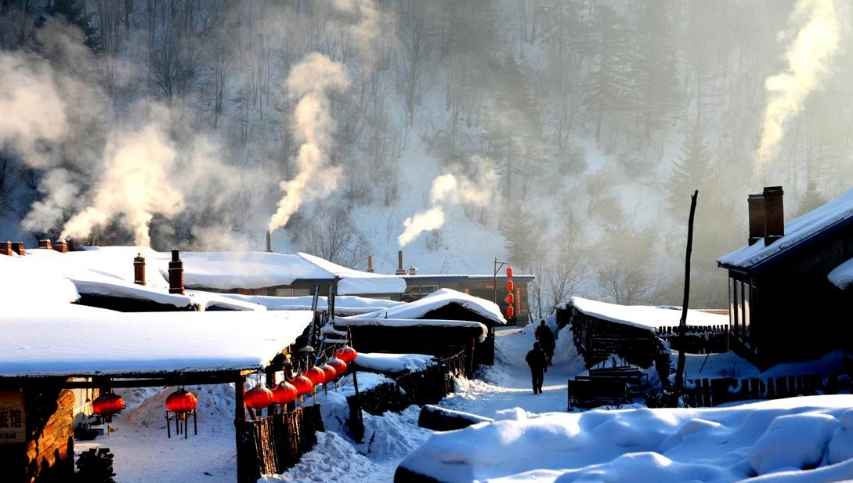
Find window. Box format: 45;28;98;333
275;289;294;297
293;289;311;297
420;285;439;294
743;283;751;347
730;278;740;337
405;286;420;295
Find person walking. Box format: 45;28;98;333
526;341;547;394
535;320;556;366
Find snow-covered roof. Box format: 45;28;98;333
570;296;727;331
218;293;403;314
353;353;436;374
0;252;80;308
348;288;507;325
334;317;488;341
718;186;853;270
828;258;853;291
0;305;312;377
298;252;407;295
402;273;536;281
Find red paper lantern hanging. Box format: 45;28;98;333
335;346;358;363
506;280;514;292
305;366;326;387
506;267;513;278
506;305;515;319
244;384;274;409
272;381;298;405
327;358;347;376
92;392;125;417
165;389;197;414
506;292;515;305
319;364;337;384
292;374;314;396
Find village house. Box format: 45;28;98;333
718;186;853;368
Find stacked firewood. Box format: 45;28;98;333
76;448;116;483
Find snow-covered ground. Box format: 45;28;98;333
73;325;853;483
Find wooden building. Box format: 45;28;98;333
718;186;853;368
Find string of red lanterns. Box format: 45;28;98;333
506;267;515;320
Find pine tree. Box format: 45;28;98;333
35;0;101;53
582;4;634;143
633;0;682;136
500;202;545;273
797;183;827;216
668;125;711;217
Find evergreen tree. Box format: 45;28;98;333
797;183;827;216
35;0;100;53
668;125;711;217
633;0;682;136
582;4;634;143
500;202;546;273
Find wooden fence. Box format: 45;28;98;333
684;373;850;408
236;405;324;483
348;350;470;440
656;325;730;355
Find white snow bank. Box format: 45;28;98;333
354;353;436;374
220;293;403;314
335;317;488;341
571;296;727;331
298;252;407;295
719;186;853;269
0;306;312;376
828;258;853;291
399;395;853;483
350;288;507;325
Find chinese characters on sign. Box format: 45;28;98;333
0;391;26;444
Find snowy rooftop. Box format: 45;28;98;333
0;305;313;377
718;186;853;270
334;317;488;341
570;296;727;331
348;288;507;325
221;294;403;314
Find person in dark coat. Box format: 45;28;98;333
535;321;556;366
526;341;547;394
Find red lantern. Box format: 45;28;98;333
272;381;298;405
506;267;513;278
506;292;515;305
244;384;274;409
506;305;515;319
92;392;125;417
305;366;326;387
292;374;314;396
506;280;514;292
335;346;358;363
165;389;197;414
327;358;347;376
319;364;337;384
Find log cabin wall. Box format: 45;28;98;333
0;383;75;483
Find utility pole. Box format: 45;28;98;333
674;190;698;403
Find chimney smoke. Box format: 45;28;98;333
134;253;146;286
169;249;185;295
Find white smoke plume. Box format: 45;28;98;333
61;124;184;246
332;0;393;58
754;0;840;185
268;54;350;233
398;156;498;247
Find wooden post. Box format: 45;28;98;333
674;190;699;400
235;374;248;483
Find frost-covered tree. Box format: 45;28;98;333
797;183;827;216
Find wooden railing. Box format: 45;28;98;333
684;373;850;408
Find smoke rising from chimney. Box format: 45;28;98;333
398;156;497;247
267;53;350;233
754;0;840;185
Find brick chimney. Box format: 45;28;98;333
395;251;406;275
748;194;766;246
0;241;11;256
169;249;185;294
763;186;784;245
367;255;375;273
53;240;68;253
11;242;25;256
134;253;146;286
266;230;273;253
38;239;52;250
408;264;418;276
